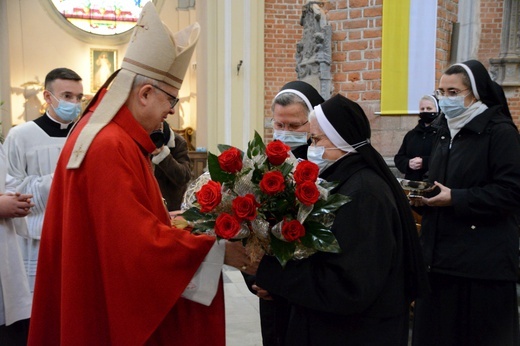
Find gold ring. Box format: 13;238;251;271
241;265;247;271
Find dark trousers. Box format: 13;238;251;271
0;319;30;346
259;298;291;346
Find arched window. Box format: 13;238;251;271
40;0;164;44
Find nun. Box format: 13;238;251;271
412;60;520;346
245;80;324;346
271;80;325;159
256;94;428;345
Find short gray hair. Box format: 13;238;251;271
132;74;155;89
271;92;310;114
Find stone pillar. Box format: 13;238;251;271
295;1;332;100
489;0;520;86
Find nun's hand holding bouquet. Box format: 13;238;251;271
182;131;350;266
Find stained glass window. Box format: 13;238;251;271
49;0;153;36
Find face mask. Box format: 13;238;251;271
50;93;82;122
419;112;438;123
273;130;308;148
307;146;336;173
439;96;467;119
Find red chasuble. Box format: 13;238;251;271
28;93;225;345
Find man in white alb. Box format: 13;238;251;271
4;67;83;292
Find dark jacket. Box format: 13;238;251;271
421;107;520;281
394;120;437;181
256;155;409;346
290;140;310;160
153;132;193;211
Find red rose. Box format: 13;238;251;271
196;180;222;212
281;219;306;242
265;140;290;166
214;213;241;239
295;181;320;206
259;171;286;195
218;147;243;173
294;160;319;184
232;194;260;221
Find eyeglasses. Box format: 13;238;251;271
271;119;309;131
50;91;84;103
152;85;180;109
310;134;328;146
434;88;469;99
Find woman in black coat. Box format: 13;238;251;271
394;95;439;181
256;94;428;345
244;80;324;346
412;60;520;346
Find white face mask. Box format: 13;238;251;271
439;95;467;119
50;93;82;122
273;130;308;148
307;146;336;173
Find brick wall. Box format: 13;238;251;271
479;0;520;126
264;0;302;140
479;0;503;66
264;0;519;154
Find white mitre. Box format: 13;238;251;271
67;2;199;169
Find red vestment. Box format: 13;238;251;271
28;93;225;345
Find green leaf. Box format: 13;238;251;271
182;207;214;222
247;131;266;159
251;167;264;184
260;195;292;217
191;221;216;232
270;234;296;267
207;152;236;183
301;220;342;253
217;144;233;153
238;167;252;178
279;162;294;176
311;193;351;215
318;180;339;191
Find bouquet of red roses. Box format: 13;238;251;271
182;131;350;266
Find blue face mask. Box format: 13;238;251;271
439;95;467;119
273;130;308;148
50;93;82;122
307;146;336;173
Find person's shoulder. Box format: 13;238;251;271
399;127;418;142
173;131;185;140
336;165;390;203
91;123;129;147
8;120;38;133
484;109;518;133
172;131;188;145
5;121;39;141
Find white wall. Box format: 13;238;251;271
0;0;196;135
196;0;265;151
0;0;266;152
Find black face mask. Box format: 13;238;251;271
419;112;438;123
150;130;166;148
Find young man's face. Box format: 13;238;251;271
44;79;84;123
